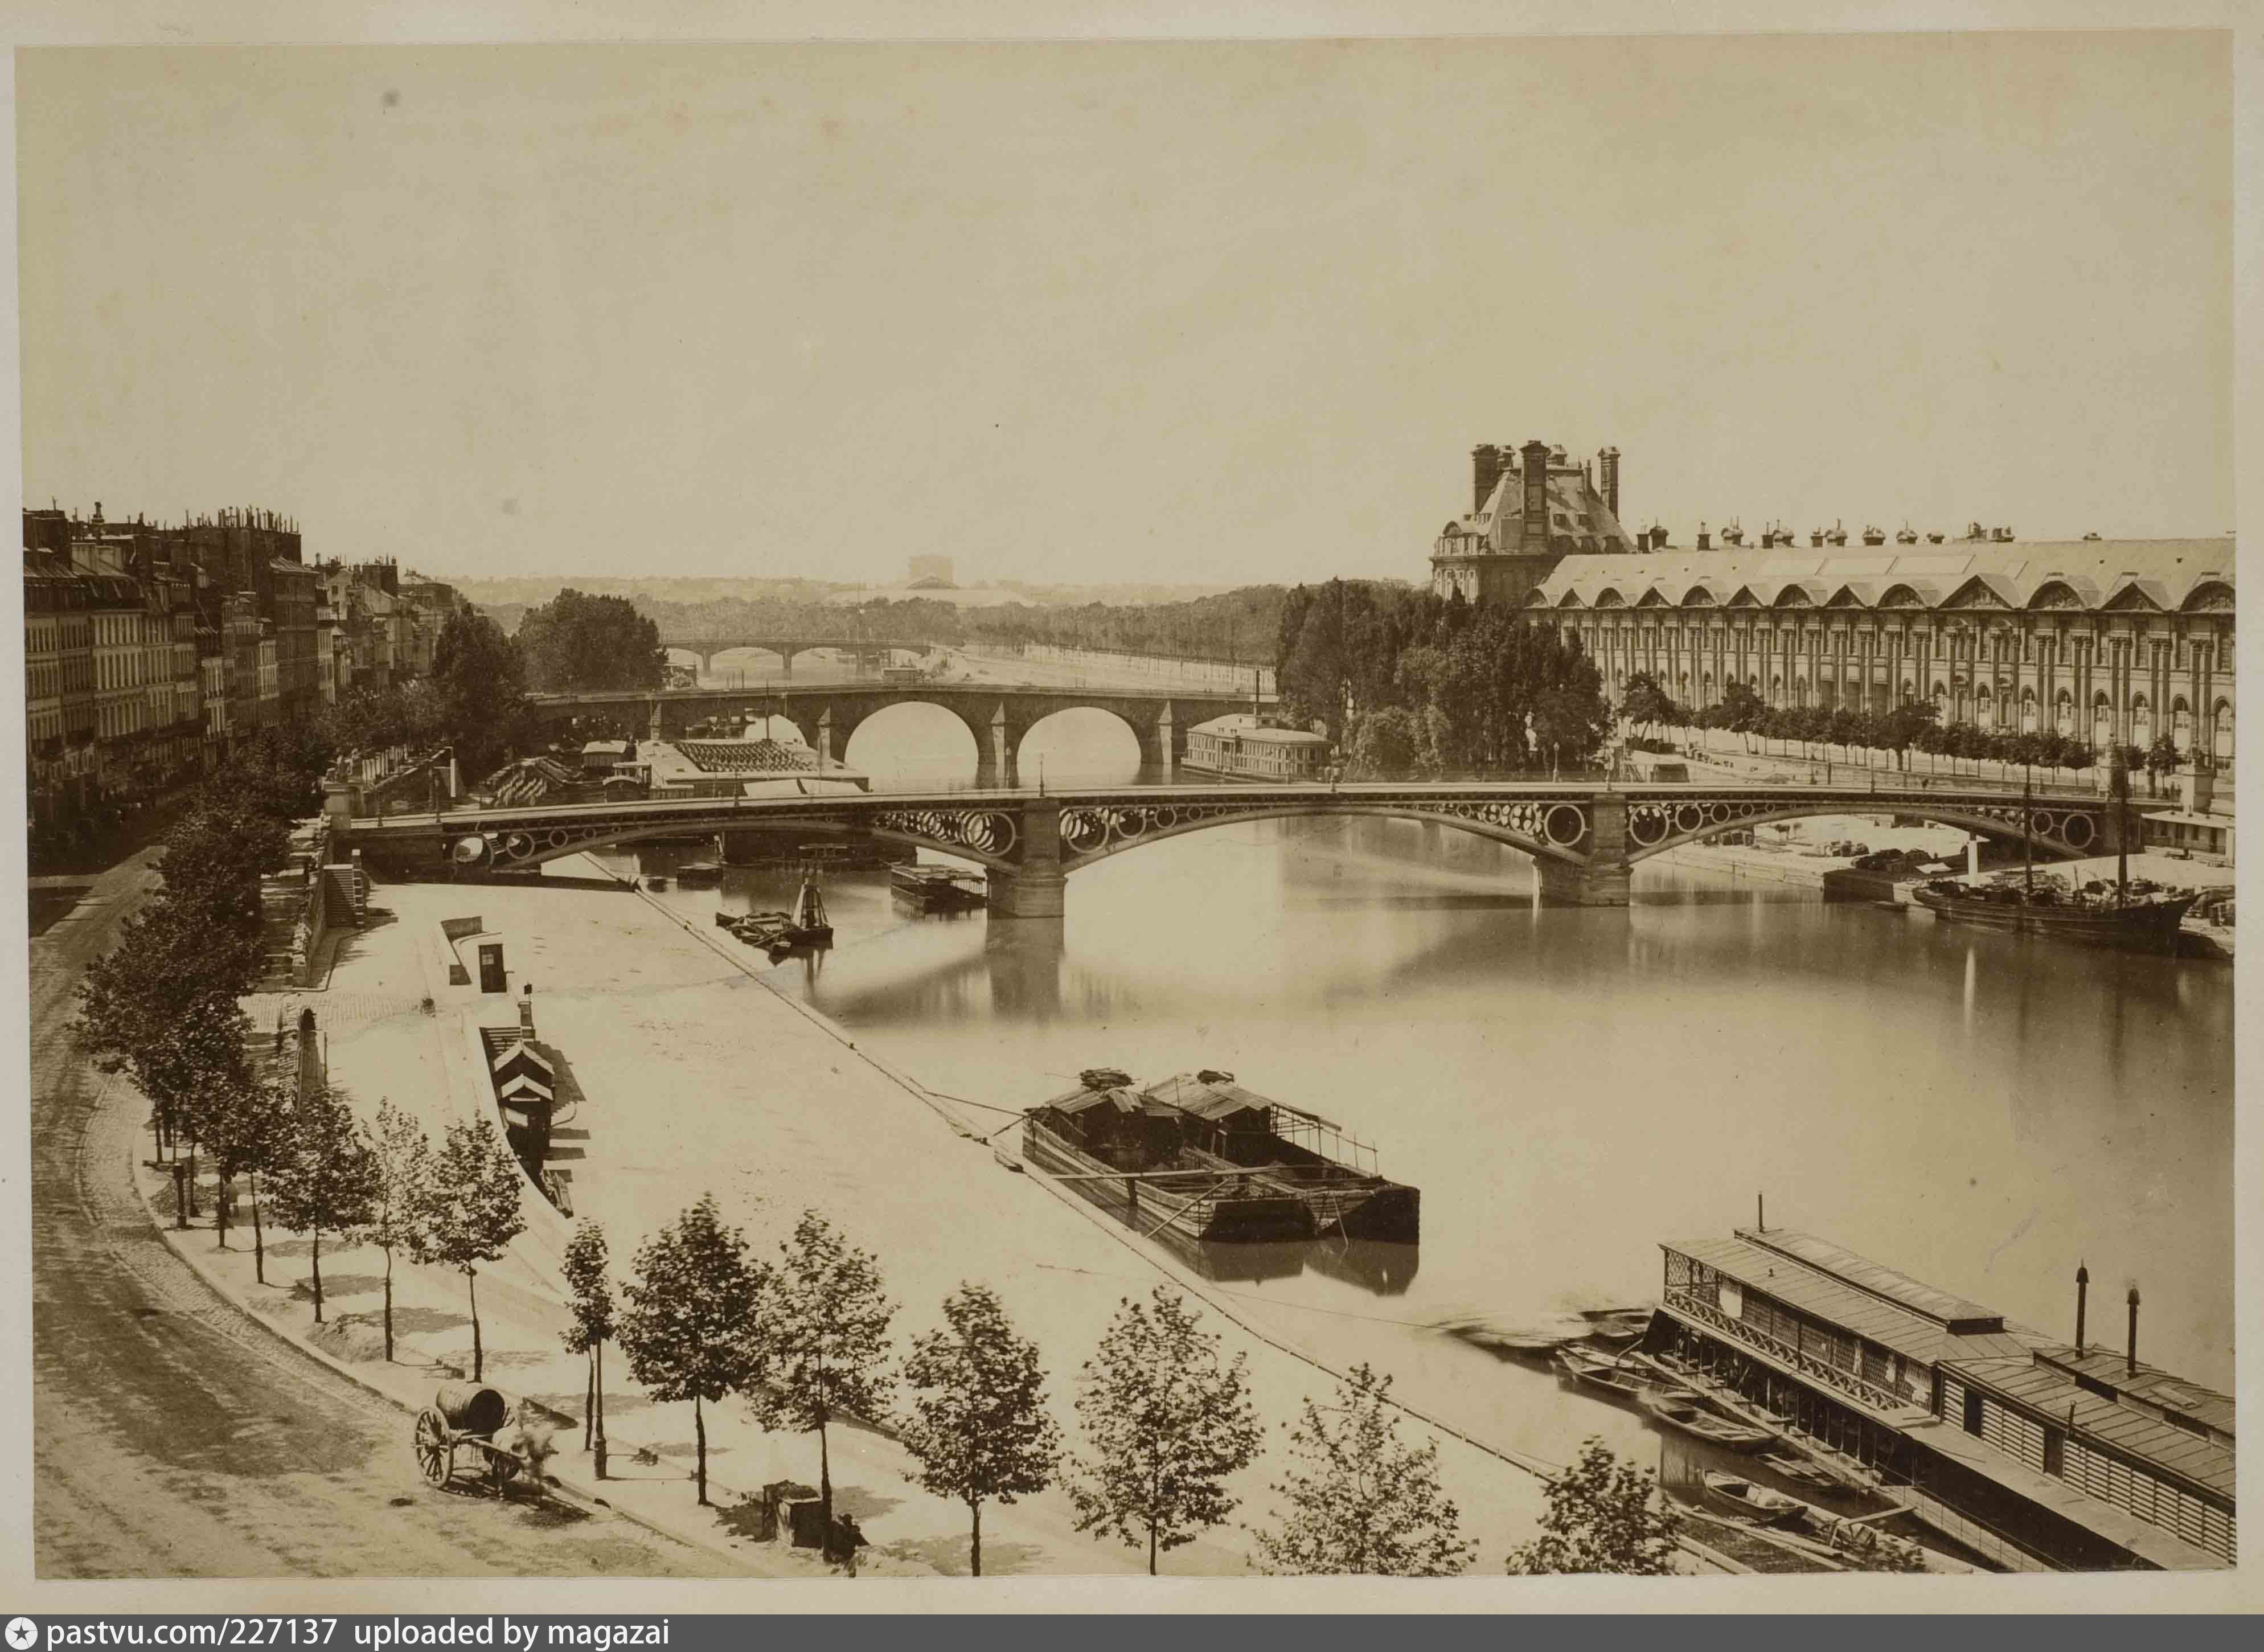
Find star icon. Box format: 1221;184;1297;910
6;1618;37;1651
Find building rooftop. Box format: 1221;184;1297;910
1737;1227;2004;1332
1189;713;1331;745
1664;1229;2045;1368
1943;1355;2233;1500
1529;539;2237;613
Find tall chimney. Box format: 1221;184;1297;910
1599;446;1621;518
2074;1263;2089;1355
1697;520;1712;552
1520;439;1552;548
2126;1285;2140;1377
1471;445;1505;515
519;983;536;1033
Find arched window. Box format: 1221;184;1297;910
2130;695;2152;747
2172;698;2193;749
2212;699;2233;762
2054;690;2074;736
2020;688;2039;733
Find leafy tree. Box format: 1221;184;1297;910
618;1195;769;1505
899;1283;1061;1577
748;1210;895;1548
1346;706;1423;780
515;589;667;692
2145;732;2183;788
429;609;532;779
1250;1362;1474;1577
77;924;255;1166
1068;1287;1262;1574
422;1117;527;1382
1620;673;1676;737
560;1221;617;1466
1504;1437;1683;1575
196;1060;294;1268
366;1101;436;1363
260;1083;379;1323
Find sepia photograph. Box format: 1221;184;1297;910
9;8;2246;1607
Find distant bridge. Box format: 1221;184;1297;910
335;778;2129;912
529;682;1272;787
652;632;936;677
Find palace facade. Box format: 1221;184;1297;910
1527;542;2236;763
1420;438;2236;763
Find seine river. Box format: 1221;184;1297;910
594;710;2234;1501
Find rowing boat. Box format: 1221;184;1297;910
1637;1387;1776;1452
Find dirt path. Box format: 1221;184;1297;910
29;850;729;1579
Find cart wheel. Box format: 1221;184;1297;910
489;1451;520;1495
414;1410;450;1485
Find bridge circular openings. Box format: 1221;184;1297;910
1628;808;1668;847
962;811;1020;858
546;828;572;848
1674;804;1707;835
1062;809;1109;854
1544;804;1589;848
1109;808;1149;842
1704;802;1729;825
452;836;488;864
2060;813;2097;851
2031;811;2060;841
502;831;535;861
1150;806;1178;830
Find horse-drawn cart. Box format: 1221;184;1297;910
413;1385;546;1495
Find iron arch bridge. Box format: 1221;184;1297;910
339;779;2124;912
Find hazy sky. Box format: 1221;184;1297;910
18;33;2232;588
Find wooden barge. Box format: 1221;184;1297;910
1910;880;2195;949
891;862;988;912
1022;1068;1418;1245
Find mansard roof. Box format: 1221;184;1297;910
1527;540;2235;615
1435;456;1640;556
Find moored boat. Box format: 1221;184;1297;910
891;862;987;912
1701;1470;1807;1527
1579;1307;1655;1344
1637;1386;1777;1452
1553;1343;1663;1402
1911;880;2195;948
1023;1068;1419;1245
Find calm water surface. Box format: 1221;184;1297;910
595;720;2234;1489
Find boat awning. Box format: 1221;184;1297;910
2142;810;2228;831
1907;1418;2227;1571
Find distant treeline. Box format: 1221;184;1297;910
477;587;1295;669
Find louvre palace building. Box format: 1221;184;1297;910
1429;440;2237;764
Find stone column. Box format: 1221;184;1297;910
1143;701;1178;781
985;802;1065;918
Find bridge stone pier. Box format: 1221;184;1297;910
986;803;1065;917
1534;792;1631;905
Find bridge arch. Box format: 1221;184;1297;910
1054;798;1590;876
1619;796;2106;865
1015;706;1145;787
841;701;982;788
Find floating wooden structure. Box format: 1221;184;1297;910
1022;1068;1418;1245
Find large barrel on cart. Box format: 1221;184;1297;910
413;1385;527;1493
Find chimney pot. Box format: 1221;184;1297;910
2074;1262;2090;1355
2126;1285;2140;1377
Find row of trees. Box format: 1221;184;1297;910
1274;583;1612;777
559;1196;1685;1578
1622;673;2194;782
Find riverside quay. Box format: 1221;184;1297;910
1654;1226;2234;1572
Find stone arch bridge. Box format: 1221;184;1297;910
531;683;1270;786
338;779;2128;913
655;634;937;678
